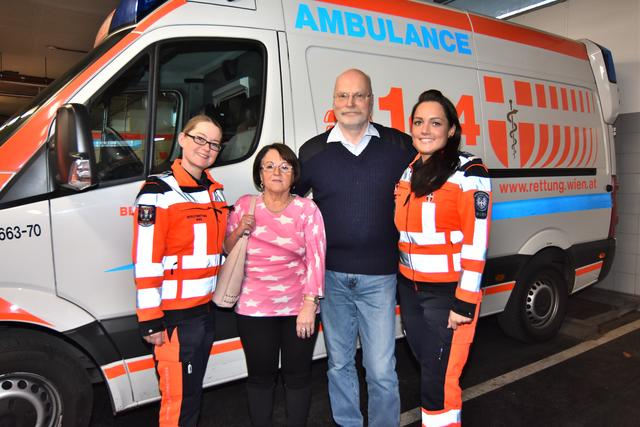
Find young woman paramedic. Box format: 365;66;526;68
132;115;227;426
394;90;492;427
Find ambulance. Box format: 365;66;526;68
0;0;619;424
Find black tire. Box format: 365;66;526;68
498;263;568;342
0;330;93;427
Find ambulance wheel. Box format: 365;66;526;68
0;330;93;427
498;264;568;342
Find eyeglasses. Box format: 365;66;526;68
186;133;222;152
260;162;293;174
334;92;371;104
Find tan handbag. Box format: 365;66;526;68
213;196;257;308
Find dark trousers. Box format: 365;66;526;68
154;309;215;427
237;314;319;427
397;275;477;416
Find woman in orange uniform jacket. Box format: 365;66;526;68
394;90;492;427
132;115;228;427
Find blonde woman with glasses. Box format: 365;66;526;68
132;114;227;426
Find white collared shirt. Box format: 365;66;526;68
327;123;380;156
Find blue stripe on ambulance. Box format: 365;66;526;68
492;193;612;220
105;264;134;273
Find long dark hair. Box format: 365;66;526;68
409;90;461;198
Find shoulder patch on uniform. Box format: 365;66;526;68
473;191;490;219
138;205;156;227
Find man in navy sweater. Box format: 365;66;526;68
295;69;415;427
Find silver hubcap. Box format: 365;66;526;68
0;372;62;427
525;277;558;329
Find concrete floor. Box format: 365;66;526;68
90;286;640;426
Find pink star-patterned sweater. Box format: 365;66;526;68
227;194;326;317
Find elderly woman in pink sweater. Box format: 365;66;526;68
224;143;325;427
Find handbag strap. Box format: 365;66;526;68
241;196;258;238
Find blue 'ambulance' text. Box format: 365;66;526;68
295;3;472;56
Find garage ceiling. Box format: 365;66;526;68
435;0;563;19
0;0;118;119
0;0;561;121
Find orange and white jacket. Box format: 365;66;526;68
132;160;227;335
394;152;492;317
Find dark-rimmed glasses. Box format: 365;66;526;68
186;133;222;152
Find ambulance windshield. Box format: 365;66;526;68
0;29;131;148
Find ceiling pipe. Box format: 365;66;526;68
0;71;53;87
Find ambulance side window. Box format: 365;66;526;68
152;91;180;173
152;39;265;173
88;55;149;182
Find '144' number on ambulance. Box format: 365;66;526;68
378;87;480;146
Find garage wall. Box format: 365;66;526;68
511;0;640;295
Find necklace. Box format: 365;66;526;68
262;193;294;214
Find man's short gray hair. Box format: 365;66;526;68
334;68;373;95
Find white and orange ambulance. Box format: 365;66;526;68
0;0;619;424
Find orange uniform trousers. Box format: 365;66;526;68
154;305;215;427
398;275;479;427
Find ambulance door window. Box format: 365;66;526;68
88;55;149;183
152;91;180;173
152;39;265;173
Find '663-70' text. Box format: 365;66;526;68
0;224;42;241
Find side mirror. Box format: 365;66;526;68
53;103;97;191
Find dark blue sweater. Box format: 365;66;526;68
295;123;415;275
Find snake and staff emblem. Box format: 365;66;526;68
507;100;518;159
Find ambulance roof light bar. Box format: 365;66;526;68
596;44;617;84
109;0;168;33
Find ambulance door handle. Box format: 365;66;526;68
606;185;613;192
